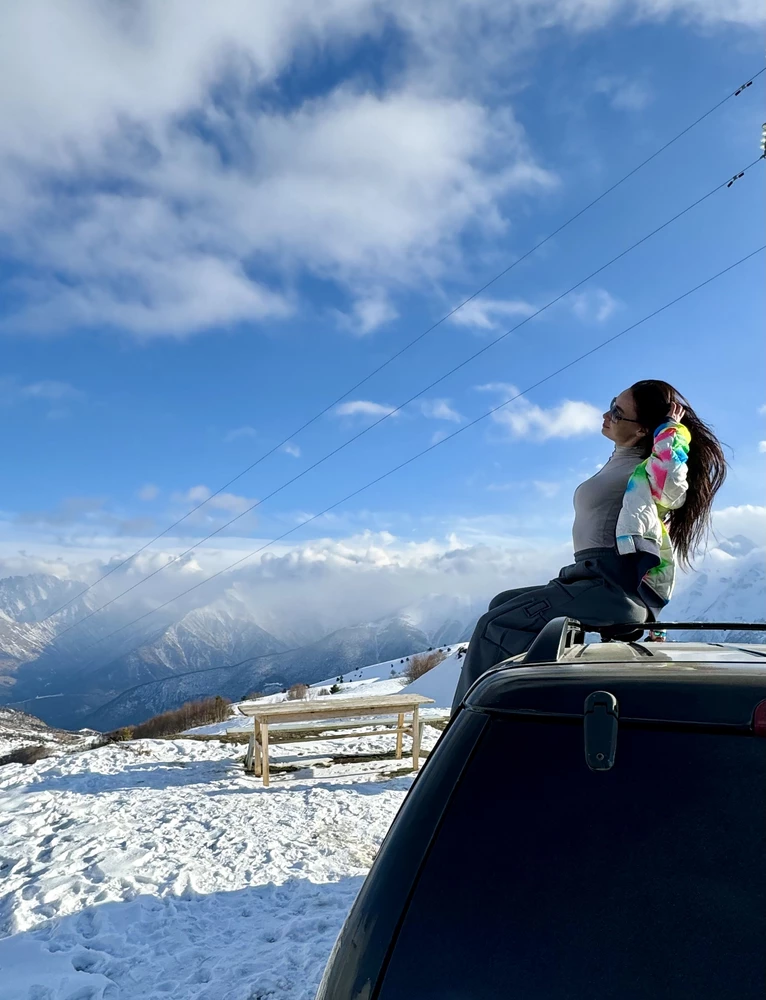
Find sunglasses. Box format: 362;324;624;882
608;397;641;423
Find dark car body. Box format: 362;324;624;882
316;619;766;1000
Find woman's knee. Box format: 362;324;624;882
488;589;517;611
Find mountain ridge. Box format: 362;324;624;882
1;537;763;730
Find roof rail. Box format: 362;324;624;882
522;617;584;664
522;619;766;665
596;622;766;632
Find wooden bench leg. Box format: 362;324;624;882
395;713;404;759
254;720;263;778
411;706;421;770
261;720;270;787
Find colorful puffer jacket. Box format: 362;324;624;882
615;421;691;611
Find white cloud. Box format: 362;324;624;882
2;500;763;636
421;399;463;422
0;49;553;337
0;376;81;404
487;478;561;497
11;255;292;338
172;484;253;515
0;1;579;339
210;493;255;515
477;382;602;439
0;519;568;630
0;1;757;339
593;76;652;111
759;441;766;454
137;484;160;502
178;485;212;505
19;379;81;401
533;480;561;498
283;442;302;458
571;288;619;323
224;426;258;444
449;297;537;330
337;290;399;336
334;400;399;419
711;504;766;547
758;404;766;416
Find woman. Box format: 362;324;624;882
451;379;726;713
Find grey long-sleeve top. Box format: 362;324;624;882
572;445;645;553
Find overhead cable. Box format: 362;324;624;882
72;243;765;666
42;65;766;621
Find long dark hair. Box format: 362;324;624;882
629;380;726;567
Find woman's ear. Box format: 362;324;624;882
629;425;651;447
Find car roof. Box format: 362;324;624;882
561;640;766;664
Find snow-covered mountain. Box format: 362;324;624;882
0;537;763;731
94;594;289;690
86;613;439;731
0;571;183;704
0;573;85;624
0;704;89;758
0;571;478;729
668;544;766;642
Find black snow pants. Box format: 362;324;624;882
451;548;649;714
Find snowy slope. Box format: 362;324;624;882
0;731;439;999
402;646;468;708
0;706;91;758
185;645;458;736
311;643;457;691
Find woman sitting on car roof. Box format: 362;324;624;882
451;379;726;713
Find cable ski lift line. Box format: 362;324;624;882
46;155;766;646
46;154;765;649
42;65;766;622
72;244;764;668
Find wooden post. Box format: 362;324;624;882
261;720;270;787
395;712;404;759
254;719;263;778
411;705;421;770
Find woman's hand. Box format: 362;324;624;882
667;401;685;423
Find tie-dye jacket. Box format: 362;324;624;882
615;421;691;611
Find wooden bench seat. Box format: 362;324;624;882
239;694;435;786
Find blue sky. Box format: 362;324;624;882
0;0;764;608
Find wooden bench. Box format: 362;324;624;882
239;694;435;787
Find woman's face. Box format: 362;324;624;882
602;389;647;447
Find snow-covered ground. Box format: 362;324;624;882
0;721;442;999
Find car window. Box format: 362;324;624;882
377;714;766;1000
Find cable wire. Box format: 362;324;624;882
42;65;765;621
47;155;765;644
73;243;764;668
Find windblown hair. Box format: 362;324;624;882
630;379;727;567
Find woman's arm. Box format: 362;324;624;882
644;413;691;513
